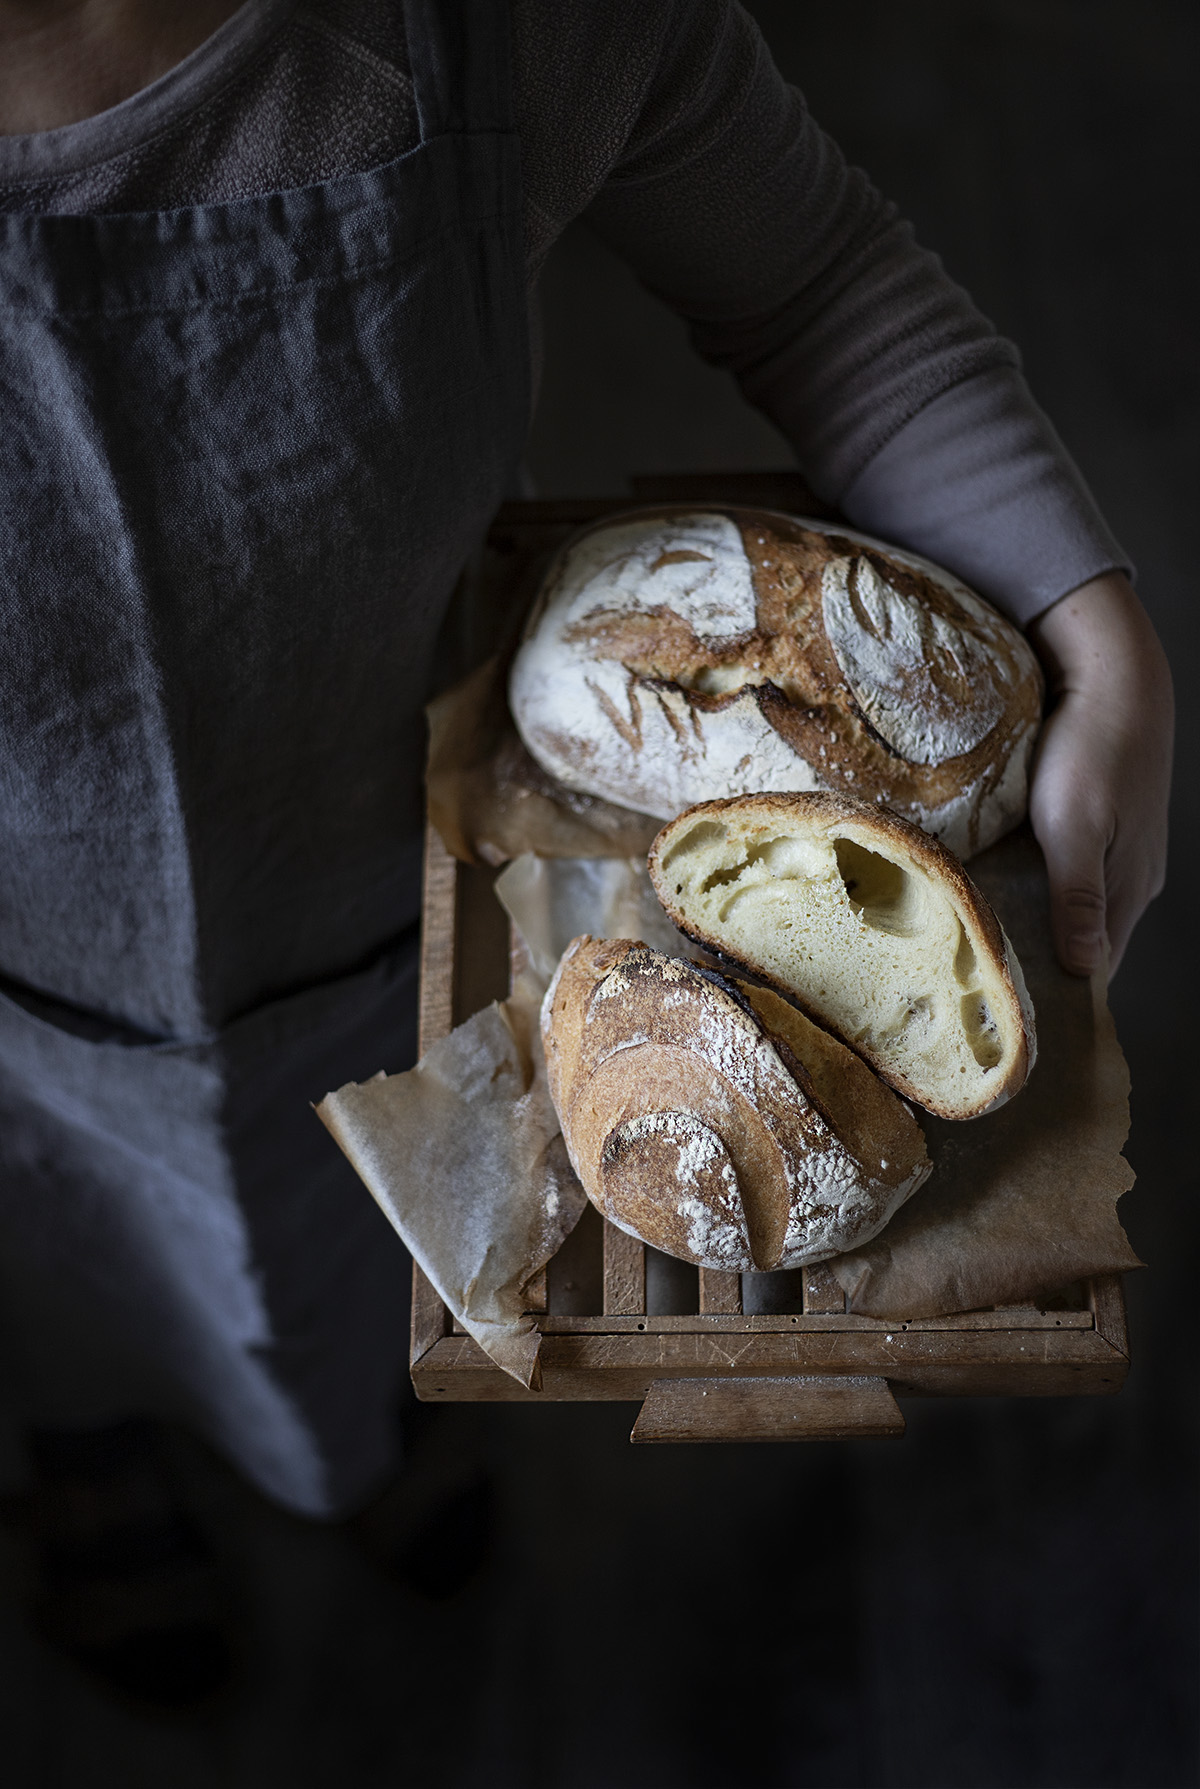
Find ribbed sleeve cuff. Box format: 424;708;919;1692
837;368;1133;627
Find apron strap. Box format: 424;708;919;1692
403;0;514;141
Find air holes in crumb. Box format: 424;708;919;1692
699;860;747;894
961;993;1003;1069
745;834;824;880
833;837;921;936
953;925;978;986
880;996;932;1046
660;818;728;869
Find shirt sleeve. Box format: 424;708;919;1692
526;0;1130;624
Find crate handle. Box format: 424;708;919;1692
630;1375;904;1443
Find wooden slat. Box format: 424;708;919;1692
803;1263;847;1313
698;1270;743;1315
1088;1274;1130;1355
412;1322;1130;1405
418;821;457;1053
454;860;512;1022
631;1375;905;1443
410;1264;450;1365
521;1308;1097;1335
603;1223;646;1315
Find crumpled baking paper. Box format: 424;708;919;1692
318;823;1139;1387
315;854;677;1386
493;852;687;980
316;980;584;1390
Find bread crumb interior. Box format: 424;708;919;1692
661;814;1012;1109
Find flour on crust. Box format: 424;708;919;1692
821;554;1008;764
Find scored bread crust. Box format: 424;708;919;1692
509;506;1044;860
541;935;931;1273
648;791;1036;1121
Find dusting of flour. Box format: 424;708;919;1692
586;949;930;1271
821;555;1005;764
545;512;756;639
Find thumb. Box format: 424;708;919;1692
1037;821;1108;977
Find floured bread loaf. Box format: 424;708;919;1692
542;935;931;1272
509;506;1043;859
649;793;1036;1120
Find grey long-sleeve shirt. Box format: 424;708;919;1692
0;0;1128;624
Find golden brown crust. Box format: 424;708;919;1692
735;980;927;1189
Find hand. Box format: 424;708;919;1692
1027;571;1173;978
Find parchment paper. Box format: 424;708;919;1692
317;981;585;1389
318;823;1137;1385
315;856;676;1385
426;654;659;866
828;827;1142;1315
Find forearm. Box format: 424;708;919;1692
838;370;1130;626
585;5;1019;494
585;5;1126;630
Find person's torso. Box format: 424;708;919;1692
0;0;529;1037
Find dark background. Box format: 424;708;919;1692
2;3;1197;1783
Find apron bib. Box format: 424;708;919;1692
0;0;528;1515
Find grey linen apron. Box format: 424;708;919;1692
0;0;528;1517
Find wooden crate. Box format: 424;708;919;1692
410;486;1130;1441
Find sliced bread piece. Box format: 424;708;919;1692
649;792;1036;1119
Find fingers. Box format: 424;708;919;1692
1032;776;1165;978
1035;819;1109;977
1026;574;1173;980
1027;701;1114;977
1096;820;1168;976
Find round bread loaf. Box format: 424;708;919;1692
649;792;1036;1121
542;935;931;1273
509;506;1043;859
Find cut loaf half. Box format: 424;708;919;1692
542;937;931;1272
649;793;1036;1120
